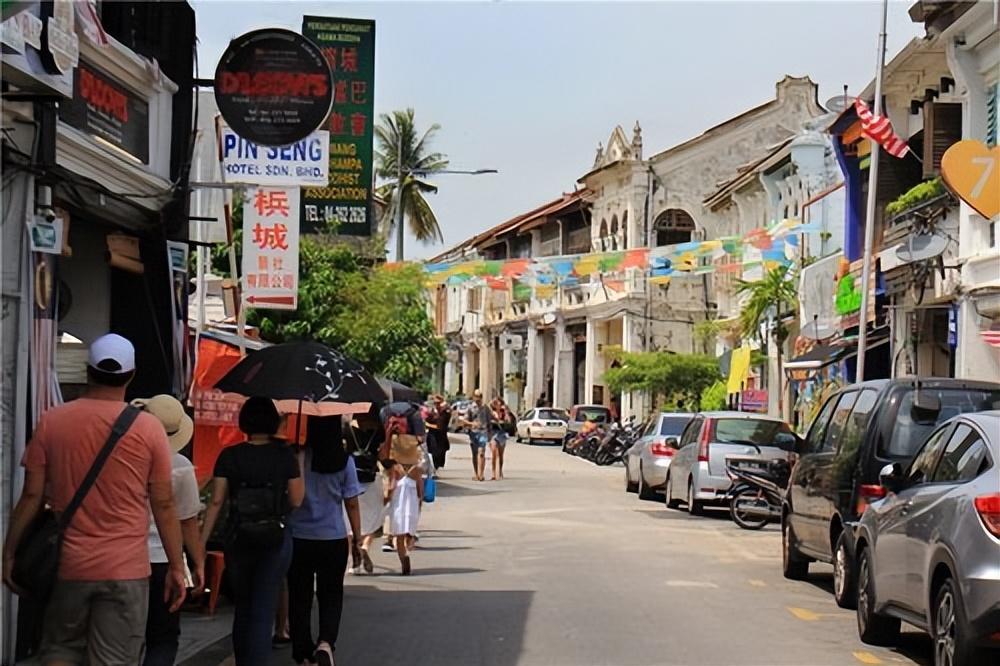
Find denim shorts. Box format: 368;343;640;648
492;430;508;446
469;431;488;449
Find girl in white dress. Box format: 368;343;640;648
385;462;423;575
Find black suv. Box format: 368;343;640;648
782;378;1000;608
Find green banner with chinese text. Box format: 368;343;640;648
301;16;375;236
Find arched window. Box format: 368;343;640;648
610;215;619;250
654;209;696;247
598;218;608;250
621;211;629;248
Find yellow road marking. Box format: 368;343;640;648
748;579;767;587
787;606;821;621
853;651;884;664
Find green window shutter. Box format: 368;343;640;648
986;83;998;147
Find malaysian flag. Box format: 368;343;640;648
854;98;911;158
982;321;1000;349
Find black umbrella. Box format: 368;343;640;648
215;341;387;416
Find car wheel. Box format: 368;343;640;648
625;460;638;493
638;464;657;501
833;532;858;609
665;473;682;509
856;546;900;646
781;517;810;581
686;479;703;516
933;576;982;666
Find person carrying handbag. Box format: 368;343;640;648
2;333;188;665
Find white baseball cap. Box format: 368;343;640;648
88;333;136;374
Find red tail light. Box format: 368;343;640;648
855;484;887;516
650;441;675;457
697;421;713;463
974;493;1000;537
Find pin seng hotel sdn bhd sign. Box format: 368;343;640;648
214;28;333;148
301;16;376;236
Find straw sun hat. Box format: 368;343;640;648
132;394;194;453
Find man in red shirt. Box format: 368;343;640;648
3;333;187;665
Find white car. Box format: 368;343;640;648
516;408;570;444
625;413;693;500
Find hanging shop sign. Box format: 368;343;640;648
0;1;73;97
740;389;768;413
59;61;150;163
215;28;333;148
941;140;1000;219
300;16;376;235
220;125;330;186
242;186;301;310
835;259;875;331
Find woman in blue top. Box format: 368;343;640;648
287;416;363;666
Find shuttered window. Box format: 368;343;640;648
987;83;998;147
922;101;963;178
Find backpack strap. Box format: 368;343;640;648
58;405;141;532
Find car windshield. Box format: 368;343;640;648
538;409;568;421
660;416;691;436
883;388;1000;458
713;418;796;450
579;408;609;422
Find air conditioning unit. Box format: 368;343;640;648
499;333;523;351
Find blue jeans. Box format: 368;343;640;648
225;532;292;666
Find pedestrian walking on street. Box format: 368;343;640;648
461;390;491;482
287;416;363;666
385;459;424;575
2;333;187;665
132;395;206;666
345;413;386;573
200;397;304;666
427;395;451;470
489;397;511;481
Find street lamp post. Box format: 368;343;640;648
392;156;497;261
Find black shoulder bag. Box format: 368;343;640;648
12;405;140;600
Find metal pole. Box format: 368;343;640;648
395;136;405;262
214;114;245;356
856;0;889;383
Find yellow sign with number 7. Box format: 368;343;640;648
941;140;1000;219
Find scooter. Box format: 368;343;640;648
592;418;641;466
724;455;791;530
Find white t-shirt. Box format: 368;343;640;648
148;453;202;564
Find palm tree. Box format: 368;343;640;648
374;109;449;260
735;265;799;413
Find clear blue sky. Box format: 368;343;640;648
194;0;923;259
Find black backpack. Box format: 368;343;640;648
230;451;287;548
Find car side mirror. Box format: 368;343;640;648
879;462;906;492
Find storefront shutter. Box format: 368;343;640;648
922;102;963;179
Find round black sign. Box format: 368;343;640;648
214;28;333;147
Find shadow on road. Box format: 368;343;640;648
337;587;534;666
436;480;498;498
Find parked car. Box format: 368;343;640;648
782;378;1000;610
625;412;693;500
665;412;798;514
853;411;1000;666
516;407;570;444
562;404;612;450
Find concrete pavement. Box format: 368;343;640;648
189;436;932;666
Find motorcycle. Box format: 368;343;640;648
592;418;641;466
724;454;792;530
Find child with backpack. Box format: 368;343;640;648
384;455;424;576
200;397;305;666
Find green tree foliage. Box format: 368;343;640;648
374;108;449;246
605;351;721;409
699;380;727;411
735;266;798;345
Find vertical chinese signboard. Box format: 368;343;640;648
242;187;300;310
301;16;375;236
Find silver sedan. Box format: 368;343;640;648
854;411;1000;666
625;413;693;500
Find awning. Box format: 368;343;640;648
785;328;890;372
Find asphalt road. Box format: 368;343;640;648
213;436;933;666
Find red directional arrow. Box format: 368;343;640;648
246;295;295;307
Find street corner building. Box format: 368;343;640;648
427;75;832;420
1;2;197;660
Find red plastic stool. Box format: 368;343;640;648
203;550;225;614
